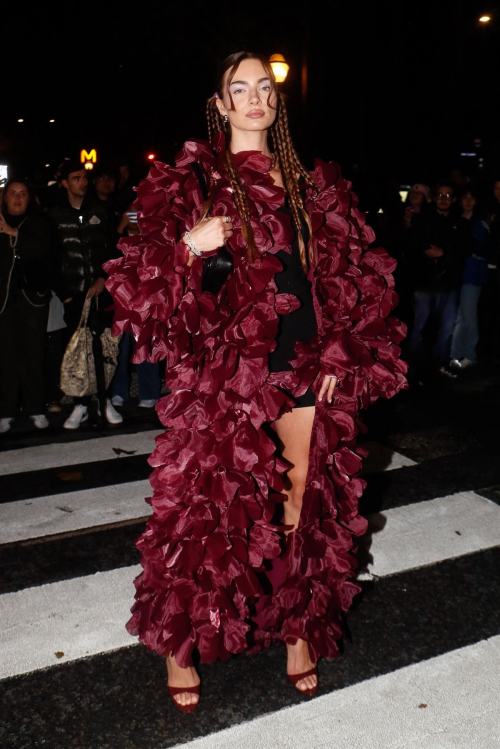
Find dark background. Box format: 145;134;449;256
2;0;500;190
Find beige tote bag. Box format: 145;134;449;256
60;298;121;397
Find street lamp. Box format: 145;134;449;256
147;153;156;161
269;54;289;83
479;15;491;23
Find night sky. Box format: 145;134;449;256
2;0;500;188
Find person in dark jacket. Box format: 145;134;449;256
404;181;472;380
450;186;490;369
48;159;122;429
0;179;51;433
92;164;121;252
478;178;500;361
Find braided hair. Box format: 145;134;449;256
205;52;317;271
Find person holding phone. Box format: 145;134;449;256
403;183;431;228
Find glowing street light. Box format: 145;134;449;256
17;118;24;123
479;15;491;22
49;119;55;123
269;54;290;83
147;153;156;161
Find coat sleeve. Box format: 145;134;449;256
104;162;207;364
307;160;407;406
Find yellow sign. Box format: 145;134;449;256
80;149;97;164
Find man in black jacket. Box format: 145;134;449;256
404;181;472;381
49;160;122;428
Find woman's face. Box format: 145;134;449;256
461;192;476;213
217;58;277;136
4;183;29;215
493;181;500;203
408;189;425;207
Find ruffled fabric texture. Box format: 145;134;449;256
104;135;407;667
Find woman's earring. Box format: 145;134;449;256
224;115;228;124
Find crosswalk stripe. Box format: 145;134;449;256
0;437;412;479
0;480;151;545
366;491;500;577
0;566;138;679
0;430;162;476
361;441;417;473
2;491;499;680
0;441;416;543
171;636;500;749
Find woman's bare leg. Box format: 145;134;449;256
274;405;317;692
166;654;200;708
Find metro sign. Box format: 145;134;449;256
81;149;97;170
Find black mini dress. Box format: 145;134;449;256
201;200;318;409
268;205;318;408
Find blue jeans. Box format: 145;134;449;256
409;289;459;372
450;284;482;362
111;332;160;401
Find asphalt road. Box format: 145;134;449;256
1;366;499;749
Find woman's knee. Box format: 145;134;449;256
286;465;308;505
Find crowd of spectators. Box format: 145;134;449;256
393;178;499;384
0;159;161;434
0;160;499;434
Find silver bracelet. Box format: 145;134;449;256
184;231;202;257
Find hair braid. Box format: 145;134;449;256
224;150;256;260
206;95;257;260
198;97;226;221
271;93;316;270
206;96;225;141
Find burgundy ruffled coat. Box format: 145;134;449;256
104;135;407;668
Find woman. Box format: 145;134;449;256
0;179;51;433
450;185;490;369
105;52;407;712
403;183;430;228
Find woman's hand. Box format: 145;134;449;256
117;212;130;235
0;213;18;238
86;278;106;299
318;374;339;404
424;244;444;258
185;216;233;254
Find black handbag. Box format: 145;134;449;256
191;162;233;295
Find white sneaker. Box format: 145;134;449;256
63;405;88;430
111;395;124;407
138;399;157;408
97;399;123;425
450;357;476;370
0;418;14;434
30;414;49;429
459;358;476;369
